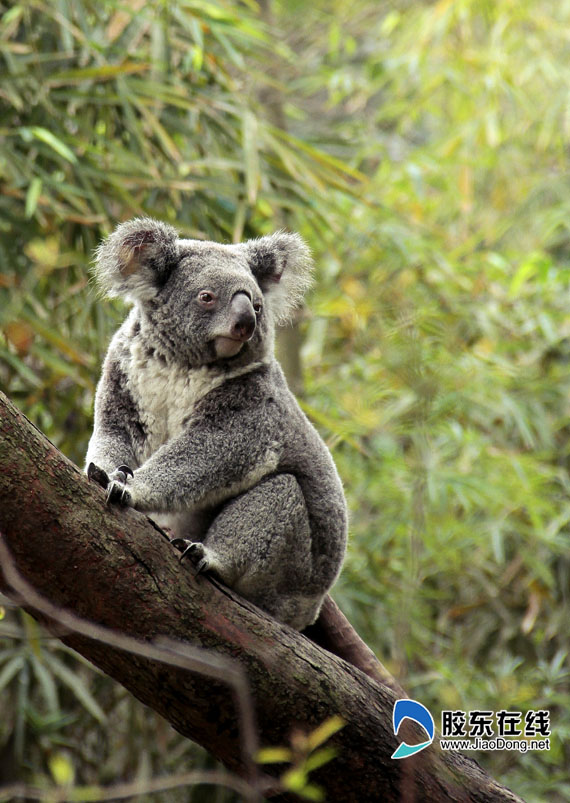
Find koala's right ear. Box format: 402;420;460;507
93;218;179;302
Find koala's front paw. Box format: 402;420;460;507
110;465;134;484
105;465;134;505
170;538;210;575
87;462;133;506
87;462;109;489
106;479;132;506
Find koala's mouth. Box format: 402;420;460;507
214;336;246;359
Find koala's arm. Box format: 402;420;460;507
116;405;281;514
85;353;141;476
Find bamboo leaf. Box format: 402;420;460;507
46;63;150;86
44;653;106;724
25;177;43;219
30;653;60;717
242;109;260;205
21;127;77;164
0;655;25;692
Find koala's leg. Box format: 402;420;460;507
192;474;323;629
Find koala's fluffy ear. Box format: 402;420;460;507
94;218;178;302
244;232;313;323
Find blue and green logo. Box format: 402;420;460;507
391;699;435;759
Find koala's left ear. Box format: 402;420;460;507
93;217;179;303
244;232;314;323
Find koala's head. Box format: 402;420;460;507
94;217;313;368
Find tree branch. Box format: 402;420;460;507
0;391;522;802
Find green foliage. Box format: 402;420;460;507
0;0;354;464
1;0;569;800
0;611;103;768
291;1;570;799
257;715;344;801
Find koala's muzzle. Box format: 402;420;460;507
230;292;256;342
214;292;256;359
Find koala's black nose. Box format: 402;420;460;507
230;292;256;341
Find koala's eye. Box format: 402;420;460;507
253;301;262;314
198;291;216;307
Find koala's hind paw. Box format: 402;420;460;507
170;539;209;575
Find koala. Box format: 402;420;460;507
85;217;347;629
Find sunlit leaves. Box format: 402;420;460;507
1;0;569;799
281;3;570;797
0;0;358;464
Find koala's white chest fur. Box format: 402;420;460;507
125;337;261;463
127;340;206;460
122;338;268;539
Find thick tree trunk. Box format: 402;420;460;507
0;391;523;802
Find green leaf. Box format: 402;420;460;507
49;752;74;786
242;109;260;205
30;653;60;717
306;715;345;751
44;653;106;724
304;747;338;773
282;767;308;792
297;784;325;802
21;127;77;164
0;655;25;692
256;746;292;764
46;63;150;86
25;177;43;219
0;346;43;388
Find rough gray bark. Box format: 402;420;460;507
0;390;523;802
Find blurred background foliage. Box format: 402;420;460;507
0;0;569;800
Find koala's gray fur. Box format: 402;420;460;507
86;217;347;629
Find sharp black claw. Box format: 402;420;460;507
170;538;192;561
87;462;110;489
105;482;117;504
117;465;134;478
106;480;130;506
179;542;196;563
169;539;208;573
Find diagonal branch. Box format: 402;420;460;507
0;536;262;797
0;390;523;802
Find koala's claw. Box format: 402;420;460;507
88;462;133;506
115;465;134;483
105;479;131;506
194;557;209;575
171;539;209;575
179;541;203;564
87;462;110;489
